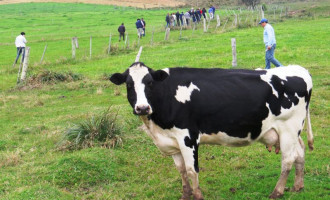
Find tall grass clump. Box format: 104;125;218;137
60;107;123;150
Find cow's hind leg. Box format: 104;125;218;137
292;136;305;192
172;153;193;200
269;133;297;199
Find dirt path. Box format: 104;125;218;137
0;0;185;8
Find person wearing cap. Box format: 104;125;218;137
14;32;27;67
259;18;283;69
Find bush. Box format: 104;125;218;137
59;107;123;150
26;70;83;86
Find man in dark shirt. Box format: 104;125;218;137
136;19;143;38
176;11;180;26
118;23;125;41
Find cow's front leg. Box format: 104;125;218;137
172;153;192;200
178;133;204;200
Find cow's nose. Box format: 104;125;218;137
136;105;150;115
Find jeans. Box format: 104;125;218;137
15;47;25;64
119;32;125;41
265;44;282;69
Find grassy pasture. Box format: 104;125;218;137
0;2;329;200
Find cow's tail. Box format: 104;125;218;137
306;107;314;151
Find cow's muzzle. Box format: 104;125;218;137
135;105;151;115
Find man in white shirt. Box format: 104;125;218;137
259;19;282;69
14;32;27;66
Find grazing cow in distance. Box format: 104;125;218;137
110;62;314;199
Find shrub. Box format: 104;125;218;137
26;70;83;86
59;107;123;150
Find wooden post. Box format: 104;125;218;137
16;50;24;84
216;14;220;27
75;37;79;48
40;44;47;64
179;26;182;39
165;28;170;40
150;27;154;45
138;36;140;47
261;7;265;19
231;38;237;67
72;37;76;59
235;14;238;27
274;9;276;21
126;33;129;49
90;36;92;59
135;46;143;62
203;18;207;32
108;33;112;55
20;47;30;82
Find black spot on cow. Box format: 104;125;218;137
268;75;309;116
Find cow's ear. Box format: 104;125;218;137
152;70;169;82
110;73;126;85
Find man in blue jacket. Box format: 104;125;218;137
136;19;143;38
259;18;283;69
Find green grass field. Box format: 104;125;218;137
0;1;329;200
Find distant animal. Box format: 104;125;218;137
110;62;314;199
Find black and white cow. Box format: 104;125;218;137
110;62;314;199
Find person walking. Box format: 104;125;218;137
165;13;170;28
202;8;207;19
141;18;146;36
118;23;125;42
208;7;213;19
14;32;27;67
259;18;283;69
136;19;143;38
184;11;190;26
176;11;180;26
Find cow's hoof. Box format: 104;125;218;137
269;191;283;199
180;185;192;200
291;186;304;192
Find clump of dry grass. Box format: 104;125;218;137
0;150;23;168
58;107;123;150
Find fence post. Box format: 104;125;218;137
20;47;30;82
16;50;24;84
126;33;129;49
40;44;47;64
203;18;207;32
165;28;170;40
216;14;220;27
108;33;112;55
179;26;183;39
135;46;143;62
231;38;237;67
150;27;154;45
138;36;140;47
90;36;92;59
72;37;76;59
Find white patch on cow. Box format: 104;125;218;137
129;63;153;113
260;65;313;99
175;82;200;103
162;68;170;75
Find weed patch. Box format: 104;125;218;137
59;107;123;150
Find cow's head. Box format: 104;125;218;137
110;62;168;115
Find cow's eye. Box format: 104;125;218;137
127;83;133;89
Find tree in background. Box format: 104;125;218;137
241;0;260;9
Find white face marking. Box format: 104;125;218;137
175;82;200;103
129;63;153;114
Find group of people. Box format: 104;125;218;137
14;16;282;70
165;6;216;28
